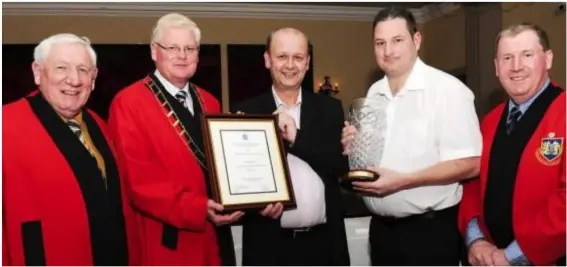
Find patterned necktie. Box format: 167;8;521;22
67;119;106;181
67;119;86;144
175;90;188;109
506;105;522;134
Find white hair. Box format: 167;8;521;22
33;33;97;66
152;13;202;44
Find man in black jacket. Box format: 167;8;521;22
231;27;350;266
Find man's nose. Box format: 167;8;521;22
384;43;394;57
66;69;81;86
511;57;523;72
176;49;188;59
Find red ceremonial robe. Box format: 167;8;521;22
108;74;234;265
458;82;566;265
2;92;139;265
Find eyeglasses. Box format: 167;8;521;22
154;43;200;55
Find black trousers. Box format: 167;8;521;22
216;225;237;266
369;205;464;266
275;224;332;266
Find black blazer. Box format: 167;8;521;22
231;89;350;266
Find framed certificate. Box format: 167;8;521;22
202;114;296;211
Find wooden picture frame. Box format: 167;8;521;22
201;113;296;211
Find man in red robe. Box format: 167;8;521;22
3;33;139;265
459;23;565;266
108;13;244;265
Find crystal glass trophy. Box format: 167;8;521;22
340;97;387;189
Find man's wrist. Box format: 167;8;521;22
504;240;530;266
466;217;486;247
285;139;294;148
289;130;298;147
400;172;419;190
468;237;487;248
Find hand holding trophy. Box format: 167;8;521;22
340;97;387;191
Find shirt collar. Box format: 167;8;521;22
375;57;427;97
508;78;550;115
60;111;83;124
272;86;302;109
154;69;189;97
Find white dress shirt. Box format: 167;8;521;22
362;58;482;218
272;88;327;228
154;70;194;115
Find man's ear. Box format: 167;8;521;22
91;67;98;90
413;31;422;52
150;43;158;62
494;58;500;77
544;49;553;70
31;61;42;86
264;51;271;69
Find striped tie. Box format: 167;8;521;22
175;90;188;109
67;119;86;144
506;106;522;134
67;119;107;182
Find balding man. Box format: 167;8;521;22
231;27;350;266
2;33;137;265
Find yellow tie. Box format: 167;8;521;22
66;116;107;180
67;119;86;144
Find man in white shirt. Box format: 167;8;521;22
341;6;482;265
232;27;350;266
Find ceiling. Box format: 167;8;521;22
260;2;433;9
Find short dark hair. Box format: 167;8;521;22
372;6;418;36
495;23;551;53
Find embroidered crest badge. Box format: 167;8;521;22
536;132;564;165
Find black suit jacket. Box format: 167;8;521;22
231;89;350;266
